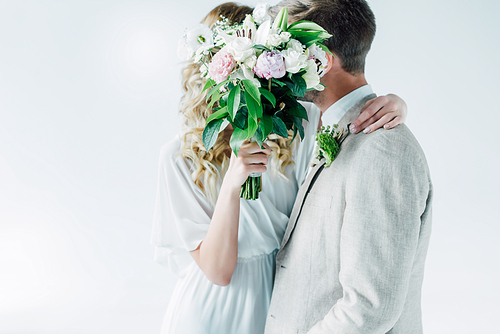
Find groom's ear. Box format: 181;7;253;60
323;52;336;76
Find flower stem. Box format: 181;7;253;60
268;78;272;92
240;175;262;200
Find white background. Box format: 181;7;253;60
0;0;498;333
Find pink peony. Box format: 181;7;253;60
253;50;286;80
208;48;236;84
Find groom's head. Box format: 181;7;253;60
271;0;376;107
272;0;376;75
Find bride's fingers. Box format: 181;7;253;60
351;96;395;133
383;115;403;130
351;98;381;132
258;142;272;156
357;102;400;133
361;113;396;134
241;153;269;166
358;97;376;114
241;142;271;155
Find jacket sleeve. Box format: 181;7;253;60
307;131;431;334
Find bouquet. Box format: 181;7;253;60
179;5;332;199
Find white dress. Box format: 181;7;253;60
151;102;320;334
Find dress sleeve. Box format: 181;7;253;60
150;138;213;278
292;101;321;186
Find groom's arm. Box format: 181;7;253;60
307;130;431;334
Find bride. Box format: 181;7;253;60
151;2;408;333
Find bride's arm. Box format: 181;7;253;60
349;94;408;134
190;142;271;286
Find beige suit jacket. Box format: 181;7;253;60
265;95;433;334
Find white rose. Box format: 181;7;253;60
228;37;255;62
282;48;308;73
267;33;283;47
244;54;257;69
253;2;272;25
307;44;328;77
302;59;321;89
286;39;304;53
280;32;291;43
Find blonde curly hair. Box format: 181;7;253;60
178;2;295;204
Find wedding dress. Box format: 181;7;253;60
151;103;320;334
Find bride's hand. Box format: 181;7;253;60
223;142;271;190
349;94;408;134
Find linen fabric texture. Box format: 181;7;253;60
265;94;433;334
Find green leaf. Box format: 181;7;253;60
291;74;307;97
258;87;276;107
288;20;329;33
293;116;305;139
232;108;247;129
316;42;334;56
286;104;308;121
207;89;223;109
206;106;229;124
260;114;273;140
273;80;285;87
247;114;258;139
290;125;298;144
272;7;289;32
242;79;261;105
220;94;228;108
284;74;307;97
271;115;289;138
252;44;270;51
229;126;249;156
245;90;263;121
206;79;229;102
202;118;224;151
227;85;241;120
254;127;264;148
202;78;216;93
280;8;289;31
303;38;325;48
287;29;323;38
317;31;332;39
287;32;325;47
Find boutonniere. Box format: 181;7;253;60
313;124;348;167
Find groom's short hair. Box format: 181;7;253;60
271;0;376;75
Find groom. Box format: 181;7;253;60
265;1;432;333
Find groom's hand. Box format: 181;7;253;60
350;94;407;134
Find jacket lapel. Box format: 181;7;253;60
278;94;377;254
278;158;326;254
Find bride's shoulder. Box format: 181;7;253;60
158;135;190;171
159;136;181;160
